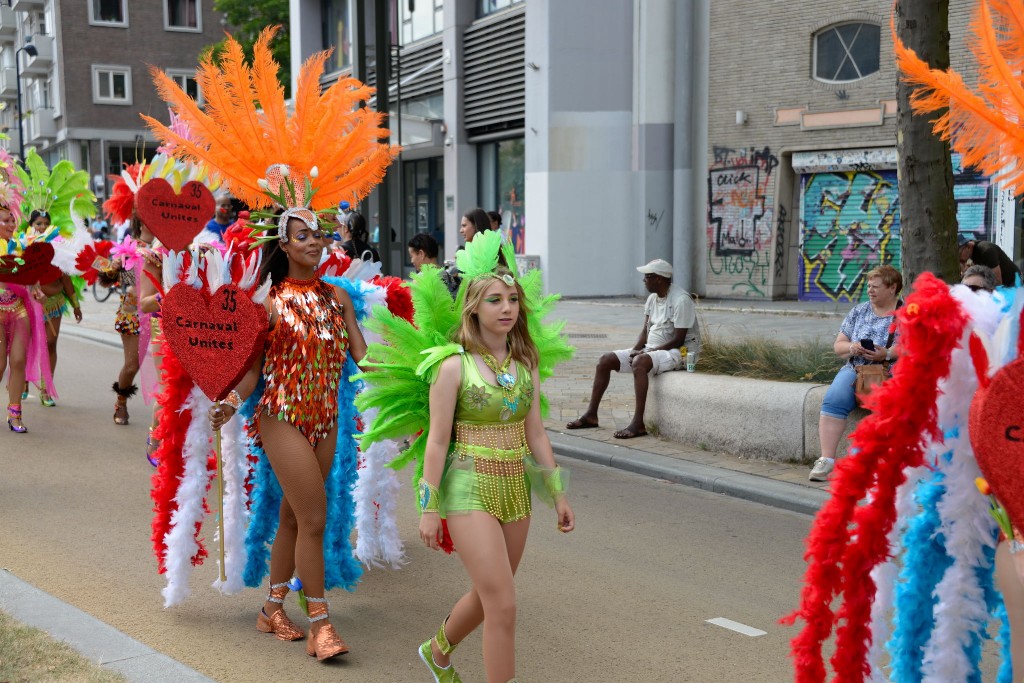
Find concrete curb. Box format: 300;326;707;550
546;431;828;516
0;569;214;683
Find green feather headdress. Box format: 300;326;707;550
354;230;574;492
16;149;96;237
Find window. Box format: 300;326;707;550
167;70;201;104
89;0;127;27
478;0;523;17
813;22;880;83
92;65;132;105
322;0;352;72
478;137;525;254
165;0;201;32
399;0;443;45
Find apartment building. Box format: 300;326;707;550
0;0;225;200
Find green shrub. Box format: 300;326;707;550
697;336;839;383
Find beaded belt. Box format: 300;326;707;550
451;420;530;520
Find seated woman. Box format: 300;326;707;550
808;265;903;482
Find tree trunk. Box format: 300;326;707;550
895;0;959;284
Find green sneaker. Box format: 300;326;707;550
418;640;462;683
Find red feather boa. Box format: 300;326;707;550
102;164;142;225
783;273;968;682
373;275;414;323
150;341;196;572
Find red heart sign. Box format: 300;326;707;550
136;179;215;252
0;242;62;285
970;356;1024;533
161;283;269;401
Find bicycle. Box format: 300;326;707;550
92;278;122;303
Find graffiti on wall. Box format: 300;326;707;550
707;146;778;296
951;152;991;241
799;170;900;302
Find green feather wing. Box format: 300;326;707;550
354;266;462;471
15;151;96;236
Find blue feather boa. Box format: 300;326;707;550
888;467;952;683
241;276;376;591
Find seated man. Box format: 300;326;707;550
959;234;1020;286
567;258;700;439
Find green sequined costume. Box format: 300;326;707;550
354;231;574;518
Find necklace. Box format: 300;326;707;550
481;351;518;421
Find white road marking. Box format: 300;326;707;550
706;617;767;637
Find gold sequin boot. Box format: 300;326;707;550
255;582;304;641
305;597;349;661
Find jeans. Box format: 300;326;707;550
821;365;857;420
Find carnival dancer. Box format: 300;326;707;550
356;230;575;683
144;27;395;660
0;157;42;433
26;212;81;407
100;161;180;427
15;151;95;406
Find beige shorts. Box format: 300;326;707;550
612;347;684;375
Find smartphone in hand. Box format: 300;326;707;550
860;338;875;351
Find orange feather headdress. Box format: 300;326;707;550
894;0;1024;194
141;26;397;245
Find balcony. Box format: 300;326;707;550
10;0;45;10
0;67;16;100
0;7;17;42
25;107;55;142
21;35;53;76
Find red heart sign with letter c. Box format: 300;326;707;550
161;283;269;401
970;356;1024;534
136;179;215;252
0;242;62;285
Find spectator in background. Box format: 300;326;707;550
408;232;458;297
959;234;1020;286
341;211;380;263
459;207;493;244
487;210;502;232
809;265;903;482
202;192;235;241
962;264;997;293
567;258;700;440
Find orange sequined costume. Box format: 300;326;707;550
255;277;348;447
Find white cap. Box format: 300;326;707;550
636;258;673;278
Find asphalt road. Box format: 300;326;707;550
0;335;824;682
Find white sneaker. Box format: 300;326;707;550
808;457;834;482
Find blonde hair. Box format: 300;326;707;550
456;267;539;370
866;264;903;295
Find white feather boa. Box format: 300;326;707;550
212;413;251;595
354;436;406;569
161;387;216;607
867;462;929;682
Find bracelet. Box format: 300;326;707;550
220;390;242;410
545;466;568;500
417;478;440;513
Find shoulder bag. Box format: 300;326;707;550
854;301;901;407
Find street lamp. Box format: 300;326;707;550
14;41;37;163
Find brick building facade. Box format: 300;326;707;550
705;0;1013;301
